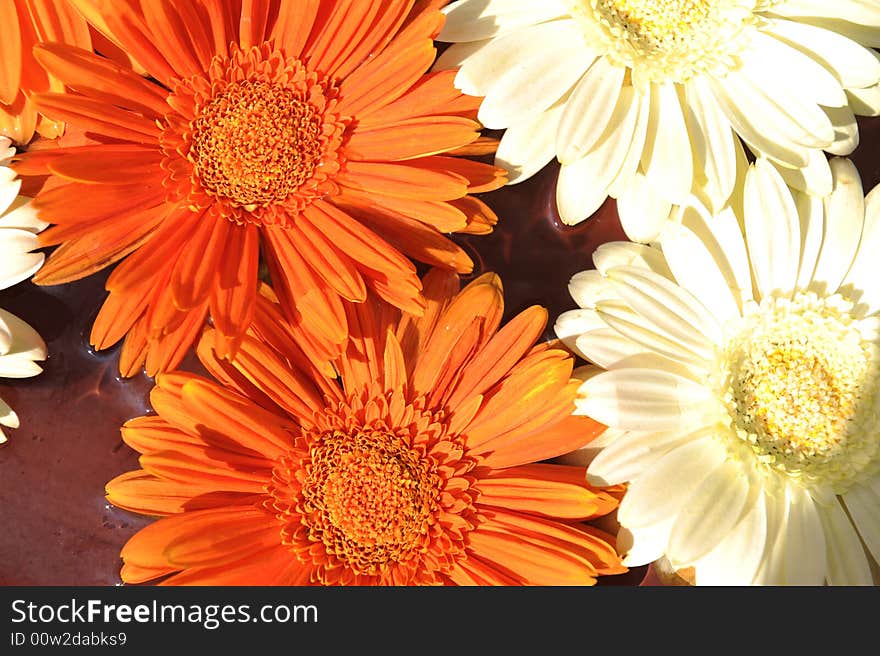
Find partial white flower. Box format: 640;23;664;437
556;157;880;585
1;136;47;290
438;0;880;242
1;135;48;442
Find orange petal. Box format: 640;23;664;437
338;160;469;201
45;144;163;184
270;0;320;57
160;545;301;585
0;1;22;105
477;463;620;520
171;213;230;310
346;115;480;161
144;303;209;377
238;0;273;49
210;223;260;359
106;469;255;516
395;267;458;367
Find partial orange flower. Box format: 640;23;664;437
14;0;506;377
107;271;625;585
0;0;91;143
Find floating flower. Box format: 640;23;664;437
438;0;880;242
556;157;880;584
15;0;505;377
107;271;624;585
0;0;92;144
0;137;47;442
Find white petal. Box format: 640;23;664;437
640;82;693;204
592;241;672;278
770;148;832;196
439;0;568;42
617;437;727;529
793;190;825;291
748;27;848;107
575;328;646;369
752;487;791;585
595;300;714;368
825;104;859;156
0;395;19;429
615;172;673;243
693;487;769;586
568;269;613;309
607;87;651;198
744;158;801;298
459;19;591;128
0;196;48;232
818;496;874;585
762;16;880;84
618;519;674;567
0;169;21;216
588;426;712;487
0;308;47;365
842;483;880;565
578;367;717;431
668;459;751;567
556;87;642;225
811;157;864;294
683;78;738;213
495;102;563;184
778;485;827;585
553;308;604;359
434;39;492;72
770;0;880;31
843;179;880;309
557;58;626;164
708;71;812;167
605;264;723;350
847;83;880;116
659;220;741;326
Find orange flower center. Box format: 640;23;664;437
160;43;347;227
190;80;326;211
303;430;439;573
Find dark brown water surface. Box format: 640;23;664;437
2;116;878;586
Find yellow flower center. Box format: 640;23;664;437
190;80;326;211
568;0;758;84
721;292;880;491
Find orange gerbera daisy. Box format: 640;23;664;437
14;0;505;377
107;271;625;585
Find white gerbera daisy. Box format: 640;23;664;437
555;157;880;585
437;0;880;242
1;136;47;288
0;135;48;443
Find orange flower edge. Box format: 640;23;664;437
107;271;625;586
16;0;506;377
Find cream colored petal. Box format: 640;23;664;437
595;299;713;368
617;437;727;529
587;427;711;487
846;83;880;117
434;39;492;72
779;484;827;585
592;241;672;278
607;87;651;198
825;105;859;156
495;101;563;184
553;308;604;359
744;158;801;298
751;487;791;585
693;486;768;586
793;190;825;291
640;82;693;204
761;17;880;90
0;168;21;216
0;197;48;232
843;180;880;309
842;483;880;565
748;27;848;107
568;269;613;309
708;72;812;167
439;0;569;42
768;148;832;196
0;308;47;366
683;78;739;213
818;496;874;586
605;264;723;349
811;157;864;294
618;520;674;567
615;172;673;244
577;367;717;431
668;459;751;567
0;395;19;430
556;58;626;164
556;87;641;225
659;221;741;326
458;19;590;128
770;0;880;29
575;328;646;369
